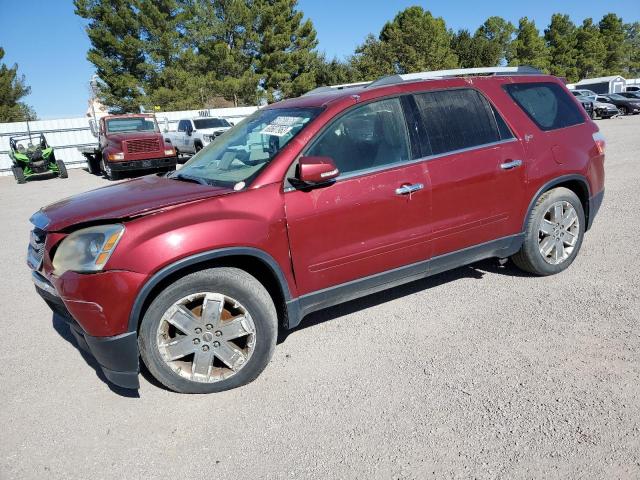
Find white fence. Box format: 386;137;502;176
0;106;258;175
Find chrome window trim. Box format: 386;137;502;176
283;137;518;192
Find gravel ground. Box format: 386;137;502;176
0;116;639;480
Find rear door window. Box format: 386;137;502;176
504;82;585;131
412;89;506;156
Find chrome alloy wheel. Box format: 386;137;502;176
538;201;580;265
156;292;256;383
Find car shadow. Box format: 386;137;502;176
277;258;534;344
51;314;140;398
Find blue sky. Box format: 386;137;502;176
0;0;638;119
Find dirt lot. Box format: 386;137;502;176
0;116;639;480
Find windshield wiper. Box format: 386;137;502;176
170;172;209;185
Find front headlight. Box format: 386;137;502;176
108;152;125;161
52;224;124;274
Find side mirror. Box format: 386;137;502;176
89;119;98;138
298;156;339;185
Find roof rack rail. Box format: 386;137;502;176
367;66;542;89
303;81;371;96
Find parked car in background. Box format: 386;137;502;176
29;67;605;394
597;94;640;115
81;114;177;180
625;86;640;92
164;116;233;157
571;92;595;118
592;98;619;119
571;88;598;98
619;91;640;100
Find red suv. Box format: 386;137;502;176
28;67;605;393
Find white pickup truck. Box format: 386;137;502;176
163;117;233;155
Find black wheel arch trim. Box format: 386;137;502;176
127;247;294;332
523;174;593;231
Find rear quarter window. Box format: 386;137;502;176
504;82;585;131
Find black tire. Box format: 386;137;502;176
86;155;100;175
589;109;596;120
101;159;119;180
194;142;203;152
138;267;277;394
511;187;585;276
11;166;26;184
56;160;68;178
619;106;628;116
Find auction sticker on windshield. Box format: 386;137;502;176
259;116;306;137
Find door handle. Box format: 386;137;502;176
395;183;424;195
500;159;523;170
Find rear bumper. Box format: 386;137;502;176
587;189;604;230
108;156;176;171
33;271;140;389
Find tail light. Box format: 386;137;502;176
593;131;605;156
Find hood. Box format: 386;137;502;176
37;174;232;231
106;131;164;143
199;127;231;134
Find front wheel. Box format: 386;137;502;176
11;166;26;184
618;106;628;116
56;160;68;178
138;267;277;393
511;187;585;276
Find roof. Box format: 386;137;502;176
576;76;625;84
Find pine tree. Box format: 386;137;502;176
313;53;358;86
599;13;626;75
378;6;458;73
474;16;515;66
452;30;481;68
74;0;148;113
575;18;606;80
508;17;549;72
350;34;396;79
0;47;37;122
623;22;640;77
545;14;578;81
254;0;319;102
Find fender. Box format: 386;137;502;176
127;247;294;332
522;174;592;231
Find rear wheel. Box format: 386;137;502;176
511;187;585;276
138;267;277;394
11;166;26;184
56;160;68;178
619;106;628;116
194;142;203;153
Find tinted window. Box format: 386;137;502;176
177;120;187;132
306;98;410;175
193;118;231;129
413;89;503;156
504;82;584;131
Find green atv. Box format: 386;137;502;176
9;134;67;184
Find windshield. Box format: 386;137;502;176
106;117;159;133
173;107;321;187
607;94;625;100
193;118;231;129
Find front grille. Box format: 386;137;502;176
27;227;46;270
125;138;161;154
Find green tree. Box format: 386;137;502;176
451;29;484;68
74;0;148;113
254;0;319;102
474;16;515;66
545;14;578;81
378;6;458;73
508;17;549;72
350;34;396;79
575;18;605;80
0;47;36;122
599;13;626;74
623;22;640;77
313;53;359;86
